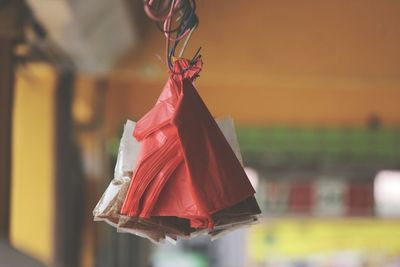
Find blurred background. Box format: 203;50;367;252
1;0;400;266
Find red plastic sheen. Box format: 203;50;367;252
120;57;255;229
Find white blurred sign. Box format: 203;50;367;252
313;179;346;217
374;170;400;217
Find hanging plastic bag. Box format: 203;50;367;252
116;117;250;242
93;115;253;242
117;58;260;242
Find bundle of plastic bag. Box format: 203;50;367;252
94;57;261;243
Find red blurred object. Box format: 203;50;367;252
289;181;313;214
120;57;259;230
346;182;374;216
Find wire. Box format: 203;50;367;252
143;0;200;72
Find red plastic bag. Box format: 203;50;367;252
120;57;260;233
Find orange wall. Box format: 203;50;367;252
105;0;400;135
122;0;400;79
104;78;400;137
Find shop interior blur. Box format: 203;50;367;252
1;0;400;266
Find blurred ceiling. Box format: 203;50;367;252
27;0;138;73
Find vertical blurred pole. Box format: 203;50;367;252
54;69;86;267
74;78;109;267
0;40;14;240
0;0;24;240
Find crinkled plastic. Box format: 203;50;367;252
93;120;140;227
114;120;141;178
95;57;261;243
119;57;260;241
93;176;131;227
93;116;255;242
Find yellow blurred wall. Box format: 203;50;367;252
11;63;56;265
249;219;400;261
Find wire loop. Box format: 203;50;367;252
143;0;200;73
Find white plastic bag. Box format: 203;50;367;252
93;120;140;225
